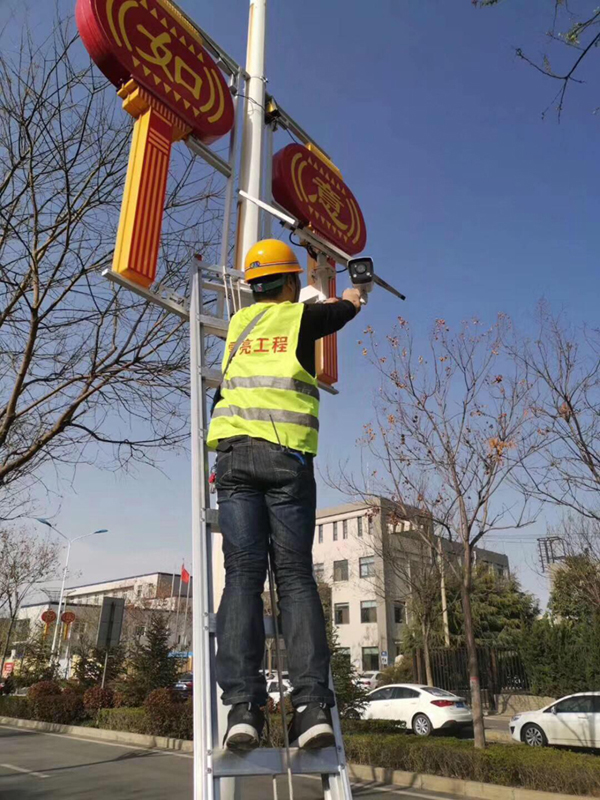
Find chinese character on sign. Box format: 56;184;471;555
239;339;253;355
308;177;348;231
134;25;204;100
272;336;288;353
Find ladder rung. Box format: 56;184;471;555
199;314;229;338
212;746;341;778
202;368;221;388
205;508;219;525
196;262;245;280
202;279;252;296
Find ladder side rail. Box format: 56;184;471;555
190;263;216;800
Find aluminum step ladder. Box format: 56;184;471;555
189;260;353;799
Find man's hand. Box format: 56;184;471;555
324;296;340;304
342;287;362;312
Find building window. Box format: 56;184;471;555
360;600;377;623
136;586;143;597
368;516;374;535
318;525;323;544
362;646;380;671
359;555;375;578
357;517;363;538
338;647;351;663
394;601;406;625
333;522;338;541
334;603;350;625
333;560;349;582
394;640;403;658
343;520;348;539
313;562;324;582
134;625;146;638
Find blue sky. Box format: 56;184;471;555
3;0;599;605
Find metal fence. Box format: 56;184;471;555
413;646;529;709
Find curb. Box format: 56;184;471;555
0;717;592;800
0;716;193;753
347;765;596;800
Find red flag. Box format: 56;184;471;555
181;565;190;584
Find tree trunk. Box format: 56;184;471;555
0;614;17;677
461;546;486;749
421;621;434;686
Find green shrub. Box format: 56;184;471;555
377;660;414;687
344;734;600;796
97;701;193;740
144;689;192;739
342;718;406;735
32;694;85;725
83;686;114;712
61;680;85;696
0;695;33;719
28;681;61;701
97;707;149;734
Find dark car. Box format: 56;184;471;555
174;672;193;697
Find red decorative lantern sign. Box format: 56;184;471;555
75;0;235;288
61;612;76;625
272;143;367;256
41;609;57;638
76;0;233;143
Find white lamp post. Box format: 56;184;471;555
35;519;108;660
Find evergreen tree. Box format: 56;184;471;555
549;555;600;622
404;566;539;651
18;624;57;686
73;639;125;688
124;615;180;704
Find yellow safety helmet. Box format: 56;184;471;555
244;239;303;283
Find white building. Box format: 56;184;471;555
17;571;193;662
314;498;509;673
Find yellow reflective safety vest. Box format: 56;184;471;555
207;302;320;455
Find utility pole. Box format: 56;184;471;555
236;0;267;268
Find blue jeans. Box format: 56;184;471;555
215;436;333;708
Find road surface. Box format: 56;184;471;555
0;724;471;800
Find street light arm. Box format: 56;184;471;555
34;518;69;543
71;529;109;544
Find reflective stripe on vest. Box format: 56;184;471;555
207;302;320;454
222;376;320;401
212;405;320;431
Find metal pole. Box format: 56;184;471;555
182;576;191;648
169;566;177;647
50;541;71;660
190;263;216;800
101;650;109;689
263;121;274;239
217;70;242;320
236;0;267;270
175;570;182;646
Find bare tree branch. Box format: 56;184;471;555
0;17;225;500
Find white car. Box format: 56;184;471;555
356;671;383;691
510;692;600;748
358;683;473;736
267;677;292;708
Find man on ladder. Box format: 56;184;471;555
207;238;361;752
